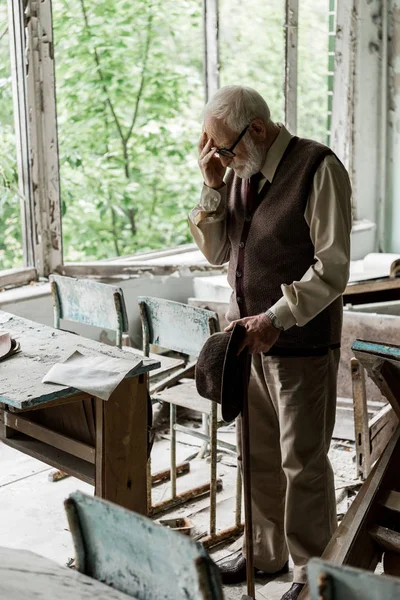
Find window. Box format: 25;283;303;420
297;0;332;143
53;0;204;262
0;10;22;270
219;0;285;122
3;0;340;282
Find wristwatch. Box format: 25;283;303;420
265;309;284;331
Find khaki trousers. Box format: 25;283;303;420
238;350;339;583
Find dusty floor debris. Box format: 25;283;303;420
0;416;359;599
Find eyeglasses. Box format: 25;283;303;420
214;125;250;159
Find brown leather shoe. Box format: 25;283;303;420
217;551;289;585
280;583;305;600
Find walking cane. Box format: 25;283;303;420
241;354;255;600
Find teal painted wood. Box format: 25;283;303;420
138;296;220;357
65;492;223;600
50;275;129;346
0;546;135;599
308;558;400;599
352;339;400;361
0;311;159;410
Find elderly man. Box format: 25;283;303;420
188;86;352;600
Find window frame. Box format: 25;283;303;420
4;0;341;288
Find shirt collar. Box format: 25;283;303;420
260;123;293;183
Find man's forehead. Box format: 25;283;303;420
204;116;233;142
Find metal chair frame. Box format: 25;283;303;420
138;295;242;546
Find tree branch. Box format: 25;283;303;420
124;11;153;143
79;0;125;142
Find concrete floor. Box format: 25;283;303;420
0;421;358;600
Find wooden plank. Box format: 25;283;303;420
150;361;196;394
25;0;63;275
33;399;94;446
1;434;95;485
8;392;93;413
95;374;148;513
345;277;400;295
124;348;185;383
284;0;299;133
353;341;400;422
0;310;159;410
298;429;400;600
321;427;400;565
153;380;216;415
370;403;396;439
379;490;400;514
0;546;135;600
351;358;372;478
341;312;400;402
4;412;95;464
58;262;224;278
370;407;398;466
0;268;37;289
369;525;400;554
383;552;400;577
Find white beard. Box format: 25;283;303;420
231;138;266;179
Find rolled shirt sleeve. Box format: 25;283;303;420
270;155;352;330
188;183;231;266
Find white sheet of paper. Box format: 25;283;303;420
42;350;143;400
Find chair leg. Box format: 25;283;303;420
146;457;152;515
235;456;242;528
210;402;217;537
351;357;371;480
170;403;177;498
198;413;209;459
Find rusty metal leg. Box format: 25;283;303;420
235;456;242;528
198;413;209;459
170;403;177;498
146;457;152;514
210;401;218;537
351;357;371;480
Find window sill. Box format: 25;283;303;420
0;281;51;307
0;267;37;290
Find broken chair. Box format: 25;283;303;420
138;296;243;546
65;491;223;600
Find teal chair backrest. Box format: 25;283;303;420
137;296;219;357
50;274;129;347
308;558;400;599
65;492;223;600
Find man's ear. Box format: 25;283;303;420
249;118;267;141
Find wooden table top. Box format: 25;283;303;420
0;547;134;600
0;311;160;410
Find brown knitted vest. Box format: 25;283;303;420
225;136;343;351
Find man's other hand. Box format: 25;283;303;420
198;131;227;189
225;313;281;355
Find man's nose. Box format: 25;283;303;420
219;155;233;168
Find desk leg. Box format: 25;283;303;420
95;373;148;514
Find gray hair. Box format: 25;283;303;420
203;86;271;133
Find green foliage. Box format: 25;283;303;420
0;7;23;270
0;0;331;266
